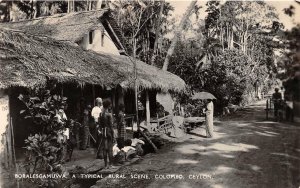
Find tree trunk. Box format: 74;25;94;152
68;0;74;13
220;7;224;51
229;28;234;49
227;25;230;49
151;0;165;65
162;0;197;71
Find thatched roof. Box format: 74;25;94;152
107;55;186;92
0;10;105;42
0;9;128;53
0;28;186;92
0;28;126;89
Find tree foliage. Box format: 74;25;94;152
167;1;281;112
110;0;174;63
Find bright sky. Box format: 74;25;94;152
168;0;300;30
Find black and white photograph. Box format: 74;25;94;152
0;0;299;187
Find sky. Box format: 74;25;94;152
167;0;300;30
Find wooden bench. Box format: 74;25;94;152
183;116;205;133
150;115;174;134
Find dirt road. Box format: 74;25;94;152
93;101;300;188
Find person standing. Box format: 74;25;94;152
272;88;282;118
80;104;91;150
116;104;126;149
92;98;103;148
205;99;214;138
91;98;103;124
97;99;114;169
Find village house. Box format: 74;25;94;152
0;9;186;169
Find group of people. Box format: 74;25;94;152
91;98;127;169
56;97;127;168
56;95;215;166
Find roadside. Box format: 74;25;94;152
92;100;300;188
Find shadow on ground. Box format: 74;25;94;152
94;101;300;188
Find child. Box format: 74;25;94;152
98;99;114;169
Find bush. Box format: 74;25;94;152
19;88;72;187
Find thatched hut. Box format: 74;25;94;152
0;28;185;91
0;22;185;168
0;8;186;121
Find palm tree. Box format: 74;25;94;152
162;0;198;71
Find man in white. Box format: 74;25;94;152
92;98;103;151
205;99;214;138
92;97;103;123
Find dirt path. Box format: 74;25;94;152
93;101;300;188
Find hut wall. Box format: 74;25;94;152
0;89;13;168
79;29;119;55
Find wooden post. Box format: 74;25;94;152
146;90;150;126
266;99;269;120
112;88;115;111
3;134;8;169
92;85;95;106
10;117;17;170
133;62;140;132
61;84;64;96
7;111;12;169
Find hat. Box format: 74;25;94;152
96;97;102;103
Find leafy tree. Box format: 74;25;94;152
110;0;174;64
162;0;198;70
274;2;300;101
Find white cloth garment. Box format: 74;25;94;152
131;138;145;147
113;144;120;156
91;106;103;123
121;146;136;153
55;110;69;140
63;128;69;139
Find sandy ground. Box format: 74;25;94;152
93;100;300;188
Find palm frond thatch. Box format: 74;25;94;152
0;28;186;92
0;9;107;42
0;28;126;89
0;9;130;52
108;55;186;92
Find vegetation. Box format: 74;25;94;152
19;88;71;187
1;0;297;112
279;2;300;102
